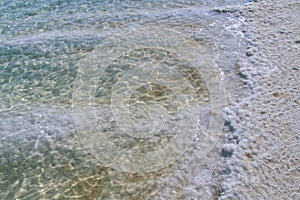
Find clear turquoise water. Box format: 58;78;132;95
0;0;245;199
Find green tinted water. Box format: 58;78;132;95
0;0;245;199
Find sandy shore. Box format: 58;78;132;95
220;0;300;199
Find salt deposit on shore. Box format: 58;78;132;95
220;0;300;199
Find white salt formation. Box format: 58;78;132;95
220;0;300;199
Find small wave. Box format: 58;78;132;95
4;29;115;45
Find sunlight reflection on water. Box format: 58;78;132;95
0;0;245;199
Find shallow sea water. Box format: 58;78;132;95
0;0;246;199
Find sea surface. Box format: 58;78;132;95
0;0;247;199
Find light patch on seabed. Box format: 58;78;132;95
72;26;225;172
